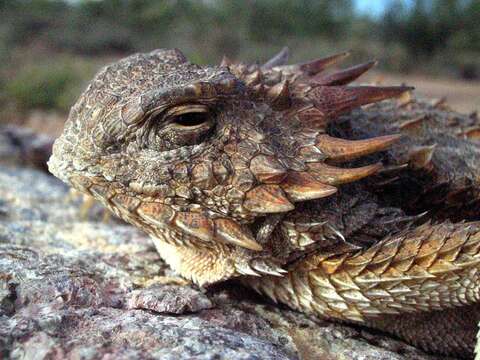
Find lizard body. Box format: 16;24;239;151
48;48;480;358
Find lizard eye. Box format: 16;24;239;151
145;104;215;151
167;105;212;131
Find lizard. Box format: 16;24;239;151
47;48;480;359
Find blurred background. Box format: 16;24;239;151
0;0;479;137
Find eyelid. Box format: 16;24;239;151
164;104;209;122
147;103;210;124
164;104;214;132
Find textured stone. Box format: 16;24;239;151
0;163;436;359
127;285;214;314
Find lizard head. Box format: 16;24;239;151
48;48;411;285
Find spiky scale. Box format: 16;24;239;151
244;185;294;213
281;171;337;201
299;51;350;75
250;259;286;277
214;218;263;251
235;263;261;276
330;272;361;291
266;80;290;108
249;154;287;183
408;145;436;169
307;85;414;119
308;162;382;185
312;60;377;86
315;134;402;162
245;70;263;86
429;259;461;274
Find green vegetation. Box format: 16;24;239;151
5;57;97;112
0;0;478;117
379;0;480;74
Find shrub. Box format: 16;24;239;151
5;57;97;112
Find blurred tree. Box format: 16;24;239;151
0;0;478;112
1;0;68;47
380;0;480;56
247;0;354;42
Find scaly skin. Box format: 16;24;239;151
48;48;480;358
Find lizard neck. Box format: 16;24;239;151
150;235;238;285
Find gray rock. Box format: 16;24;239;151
0;164;436;359
126;285;214;314
0;126;53;172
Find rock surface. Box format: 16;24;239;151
0;126;53;171
0;163;440;359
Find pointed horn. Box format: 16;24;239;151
214;218;263;251
308;162;382;185
281;172;337;201
312;60;377;86
308;85;414;118
315;134;402;162
262;46;290;69
300;51;350;75
244;185;295;213
266;80;290;108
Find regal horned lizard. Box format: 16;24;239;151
48;48;480;358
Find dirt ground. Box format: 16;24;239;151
364;71;479;114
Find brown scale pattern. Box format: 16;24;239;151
49;47;480;358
